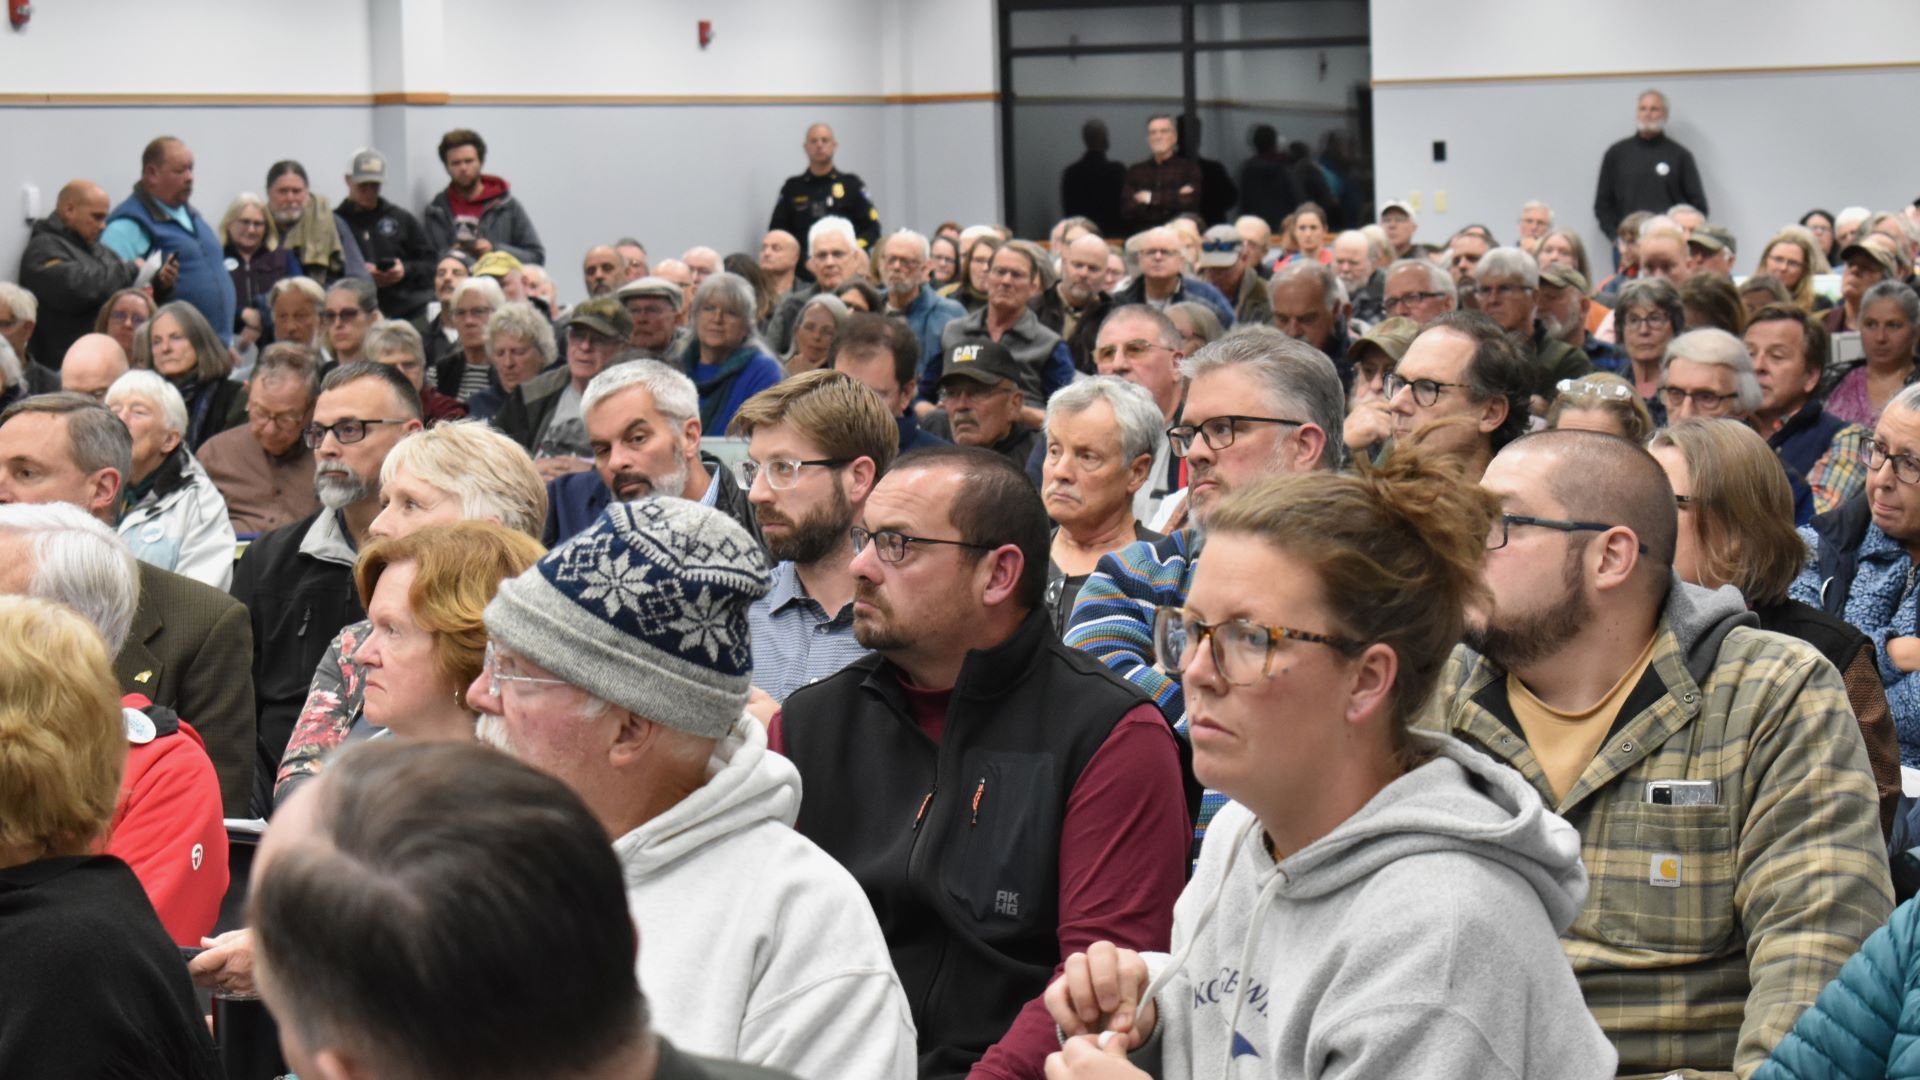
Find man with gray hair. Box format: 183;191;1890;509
1660;327;1762;428
544;358;760;548
1067;325;1344;848
1040;375;1163;633
1382;257;1457;326
615;275;688;359
1111;226;1236;329
1332;229;1384;324
197;343;321;534
1472;246;1592;399
1594;89;1708;240
879;228;964;387
936;242;1075;430
766;215;862;355
472;499;916;1080
1516;200;1554;254
0;392;256;815
0;500;228;945
0;283;61;394
1268;259;1351;369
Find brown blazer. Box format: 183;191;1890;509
114;561;257;817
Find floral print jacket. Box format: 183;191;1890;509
272;620;368;803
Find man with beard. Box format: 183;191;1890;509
730;370;897;702
920;341;1041;472
1032;233;1115;375
231;362;422;808
543;359;759;548
770;445;1191;1079
1593;90;1708;240
265;160;368;285
1537;264;1620;372
581;244;626;300
1426;429;1890;1078
878;229;964;389
1066;326;1342;848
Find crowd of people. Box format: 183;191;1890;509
9;86;1920;1080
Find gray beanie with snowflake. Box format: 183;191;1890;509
484;498;770;738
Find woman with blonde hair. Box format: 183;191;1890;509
1546;372;1654;443
219;193;299;340
1756;229;1829;313
1649;418;1901;832
0;595;221;1077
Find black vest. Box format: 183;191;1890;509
781;609;1179;1079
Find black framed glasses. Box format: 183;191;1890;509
1152;606;1362;686
303;418;407;448
736;457;850;491
1384;373;1469;407
1864;440;1920;484
850;526;995;564
1488;513;1650;553
1659;387;1739;412
1166;415;1303;457
1383;291;1447;313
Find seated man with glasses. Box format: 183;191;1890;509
1089;305;1187;525
920;341;1043;472
1470;247;1593;402
1794;381;1920;767
729;369;896;704
1381;257;1458;327
232;361;423;812
1430;427;1893;1078
197;343;320;534
1386;311;1535;482
772;444;1193;1080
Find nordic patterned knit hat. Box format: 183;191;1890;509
484;498;769;738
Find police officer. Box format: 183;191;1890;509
769;123;881;252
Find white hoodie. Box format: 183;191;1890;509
1135;734;1616;1080
615;716;916;1080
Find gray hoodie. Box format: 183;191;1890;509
1133;733;1616;1080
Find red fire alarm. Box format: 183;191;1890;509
8;0;31;30
698;20;714;49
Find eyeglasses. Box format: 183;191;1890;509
248;406;308;429
108;310;150;326
1384;373;1469;406
1166;415;1304;457
1474;282;1532;300
1138;248;1181;259
483;641;570;699
1488;513;1649;553
987;267;1030;281
318;309;366;325
1622;314;1670;332
1152;606;1361;686
849;526;995;564
303;417;407;448
1864;440;1920;484
735;457;849;490
1093;338;1172;366
1554;378;1634;401
453;305;496;321
1383;291;1447;313
1659;387;1739;411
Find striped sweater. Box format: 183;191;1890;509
1062;529;1227;850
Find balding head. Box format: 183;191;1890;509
60;336;130;400
1491;429;1677;601
55;181;111;245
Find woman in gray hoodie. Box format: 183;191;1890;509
1044;443;1617;1080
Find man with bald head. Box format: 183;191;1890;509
581;244;624;299
19;180;145;364
652;259;694;321
682;246;722;289
1032;232;1115;374
760;229;801;299
60;334;130;400
103;136;235;344
769;122;881;252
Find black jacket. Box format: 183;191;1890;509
780;609;1178;1079
493;364;571;452
17;216;141;364
177;375;249;452
1030;287;1112;375
336;196;437;320
1237;152;1300;228
1593;131;1708;237
1059;152;1126;236
768;167;881;250
230;508;363;814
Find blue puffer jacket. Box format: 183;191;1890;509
1755;897;1920;1079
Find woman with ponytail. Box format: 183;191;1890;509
1043;443;1615;1080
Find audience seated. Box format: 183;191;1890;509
95;285;156;358
672;274;786;436
1472;247;1592;400
772;445;1191;1078
921;341;1043;469
1545;372;1655;442
232;362;423;813
251;739;795;1080
266;274;323;350
767;216;861;355
1033;232;1115;376
59;332;130;400
273;420;546;803
435;275;506;407
939;241;1076;427
782;292;847;375
1112;227;1235;331
475;498;917;1078
365;318;467;424
197;342;319;535
470;297;551;421
1650;418;1901;834
146;300;247;449
105;369;236;588
1042;373;1166;635
545;359;760;548
829;312;949;454
731;370;893;705
1828;280;1920;428
1433;429;1893;1076
1047;444;1616;1079
1386;311;1534;482
1745;304;1868;522
1341;315;1421;458
1381;256;1456;325
0;393;256;814
1268;259;1350;370
0;595;221;1079
1091;304;1187;523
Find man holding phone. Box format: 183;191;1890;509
334;149;436;322
102;136;231;343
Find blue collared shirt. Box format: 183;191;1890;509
747;560;870;703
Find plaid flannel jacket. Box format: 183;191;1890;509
1423;610;1893;1079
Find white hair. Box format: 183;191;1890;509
106;369;190;438
807;215;857;256
1269;260;1348;313
1386;257;1455;300
451;275;506;310
887;228;931;261
0;502;139;654
1889;382;1920;419
1044;375;1164;464
582;358;699;426
1837;206;1873;231
1521;201;1554;223
0;282;37;324
1664;328;1763;414
1473;247;1540;289
0;337;20;390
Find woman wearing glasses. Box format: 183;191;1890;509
1650;419;1900;834
1044;445;1614;1080
1791;382;1920;768
1614;278;1686;415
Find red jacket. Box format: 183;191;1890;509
105;694;229;946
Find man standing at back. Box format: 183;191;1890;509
423;128;546;265
20;180;143;364
1594;90;1709;242
101;137;232;344
769;123;881;254
1120;115;1199;228
773;445;1191;1079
